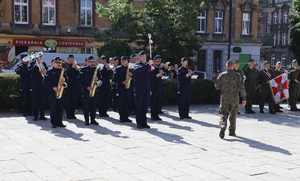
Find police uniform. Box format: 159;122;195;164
64;62;81;119
288;60;300;111
46;61;65;128
133;62;151;129
96;65;113;117
29;61;48;121
80;64;100;125
15;61;31;116
257;66;276;114
150;64;163;120
177;66;192;119
115;65;131;122
243;63;259;113
215;62;246;139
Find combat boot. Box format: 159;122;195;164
219;129;225;139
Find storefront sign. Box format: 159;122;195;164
44;39;58;48
13;39;86;48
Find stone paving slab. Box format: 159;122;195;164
0;105;300;181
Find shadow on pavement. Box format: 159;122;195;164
69;117;129;139
145;128;190;145
25;116;89;142
224;136;292;155
148;119;194;131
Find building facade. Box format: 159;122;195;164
196;0;261;79
259;0;293;67
0;0;110;64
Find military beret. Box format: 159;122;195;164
87;56;95;61
153;54;162;60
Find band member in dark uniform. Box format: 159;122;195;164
274;61;285;112
150;55;163;121
96;55;113;117
29;53;48;121
288;60;300;111
257;61;276;114
46;58;66;128
177;57;192;120
110;57;120;112
243;59;259;114
133;52;151;129
115;56;132;123
15;56;31;116
64;55;81;119
80;56;100;126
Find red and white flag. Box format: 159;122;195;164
269;73;289;104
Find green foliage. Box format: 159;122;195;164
0;73;21;111
96;0;207;62
290;22;300;63
0;73;218;111
98;39;132;57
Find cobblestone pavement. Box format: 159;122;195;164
0;105;300;181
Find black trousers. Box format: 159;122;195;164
128;88;135;115
96;87;111;116
258;87;275;113
82;92;96;123
135;93;148;127
289;83;299;109
20;89;32;116
118;89;129;121
178;90;191;118
151;90;161;119
32;88;46;119
64;88;80;118
245;90;255;111
49;95;64;126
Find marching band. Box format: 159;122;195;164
15;50;300;136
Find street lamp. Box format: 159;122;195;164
227;0;233;60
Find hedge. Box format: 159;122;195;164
0;73;219;111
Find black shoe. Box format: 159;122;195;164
59;124;66;128
229;132;236;137
185;116;192;119
260;110;264;114
33;117;38;121
40;117;47;120
91;120;99;125
237;112;240;115
120;119;132;123
151;117;162;121
219;129;225;139
85;122;90;126
100;114;109;118
269;111;276;114
143;124;151;129
276;109;283;113
179;117;185;120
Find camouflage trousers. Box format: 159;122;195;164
219;102;239;133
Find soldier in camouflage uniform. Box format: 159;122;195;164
215;60;246;139
288;60;300;111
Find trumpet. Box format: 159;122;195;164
89;64;103;97
56;67;67;99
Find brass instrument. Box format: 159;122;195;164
124;63;135;89
89;64;102;97
56;68;67;99
31;52;47;78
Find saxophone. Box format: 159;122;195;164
89;64;102;97
124;63;134;89
56;68;67;99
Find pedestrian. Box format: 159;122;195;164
215;60;246;139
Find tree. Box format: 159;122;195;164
290;0;300;62
96;0;207;61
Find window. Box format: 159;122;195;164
42;0;56;25
273;33;277;47
197;10;207;33
242;12;251;35
277;31;281;46
282;32;287;47
80;0;93;27
14;0;29;24
272;11;278;24
214;10;224;34
282;11;288;24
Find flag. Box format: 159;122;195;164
269;73;289;104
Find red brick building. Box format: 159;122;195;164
0;0;110;60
